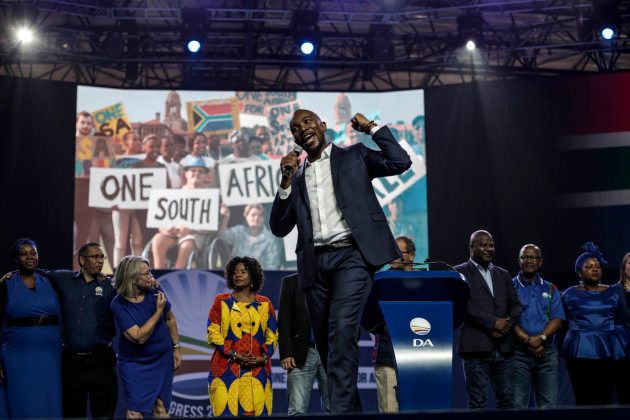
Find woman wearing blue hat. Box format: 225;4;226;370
561;242;629;405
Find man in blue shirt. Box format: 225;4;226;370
512;244;565;408
42;242;118;418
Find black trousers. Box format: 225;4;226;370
616;358;630;405
304;245;373;415
566;358;615;405
62;347;118;418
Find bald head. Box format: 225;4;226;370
290;108;328;161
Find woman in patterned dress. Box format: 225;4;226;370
207;256;278;416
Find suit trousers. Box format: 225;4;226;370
62;347;118;418
304;245;373;415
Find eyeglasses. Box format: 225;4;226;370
83;254;107;261
137;271;154;278
519;256;542;262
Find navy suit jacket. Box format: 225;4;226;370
270;126;412;289
455;260;522;355
277;274;313;368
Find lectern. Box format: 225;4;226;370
363;270;469;410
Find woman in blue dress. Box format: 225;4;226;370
561;242;628;405
0;238;62;418
111;255;182;418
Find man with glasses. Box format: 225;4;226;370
39;242;119;418
511;244;564;408
454;230;522;409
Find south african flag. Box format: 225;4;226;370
186;98;240;135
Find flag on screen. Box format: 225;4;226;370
186;98;240;135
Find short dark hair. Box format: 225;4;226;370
224;256;265;293
173;134;186;145
11;238;38;259
396;236;416;254
469;230;492;246
76;111;92;122
78;242;102;257
189;132;207;149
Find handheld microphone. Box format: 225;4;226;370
423;258;456;271
281;147;303;178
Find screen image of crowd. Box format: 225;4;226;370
72;89;428;275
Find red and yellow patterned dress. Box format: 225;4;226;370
207;293;278;416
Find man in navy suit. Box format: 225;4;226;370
270;109;411;414
454;230;522;409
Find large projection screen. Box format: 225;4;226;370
75;87;427;273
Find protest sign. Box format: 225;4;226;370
265;100;301;156
235;91;297;115
92;103;132;147
218;160;283;206
147;188;220;230
372;140;426;206
88;167;168;209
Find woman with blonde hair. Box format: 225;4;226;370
111;255;181;418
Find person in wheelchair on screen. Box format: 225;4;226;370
151;156;215;269
218;203;282;270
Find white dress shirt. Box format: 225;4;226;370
278;124;381;246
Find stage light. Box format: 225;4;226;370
300;41;315;55
181;8;206;55
600;26;615;40
593;1;621;42
457;12;484;52
187;39;202;53
16;27;34;44
292;11;319;58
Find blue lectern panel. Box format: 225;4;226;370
380;301;453;410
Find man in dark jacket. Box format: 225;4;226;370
278;273;329;416
270;109;411;413
454;230;522;409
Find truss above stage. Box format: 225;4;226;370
1;0;629;90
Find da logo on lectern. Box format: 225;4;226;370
410;317;434;347
410;317;431;335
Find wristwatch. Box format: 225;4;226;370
540;334;547;341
